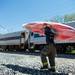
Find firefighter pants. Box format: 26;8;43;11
41;44;56;69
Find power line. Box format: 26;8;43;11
0;24;9;33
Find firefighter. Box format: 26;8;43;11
40;23;56;72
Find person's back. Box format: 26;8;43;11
44;26;55;44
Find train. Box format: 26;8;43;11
0;29;45;51
23;22;75;53
0;22;75;53
0;30;29;51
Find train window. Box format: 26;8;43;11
34;33;40;38
21;32;25;37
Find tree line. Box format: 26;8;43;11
49;13;75;23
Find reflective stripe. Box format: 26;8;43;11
43;62;48;66
43;52;48;55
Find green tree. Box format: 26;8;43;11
64;13;75;23
50;13;75;23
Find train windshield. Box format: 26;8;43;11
34;33;45;38
34;33;40;38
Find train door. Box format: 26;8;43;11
20;32;25;49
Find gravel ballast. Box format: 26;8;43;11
0;52;75;75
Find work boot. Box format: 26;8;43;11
49;68;56;72
40;66;48;70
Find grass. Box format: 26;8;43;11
65;50;75;54
71;50;75;54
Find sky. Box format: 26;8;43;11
0;0;75;34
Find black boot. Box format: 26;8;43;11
49;68;56;72
40;66;48;70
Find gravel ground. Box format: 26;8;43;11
0;51;75;75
